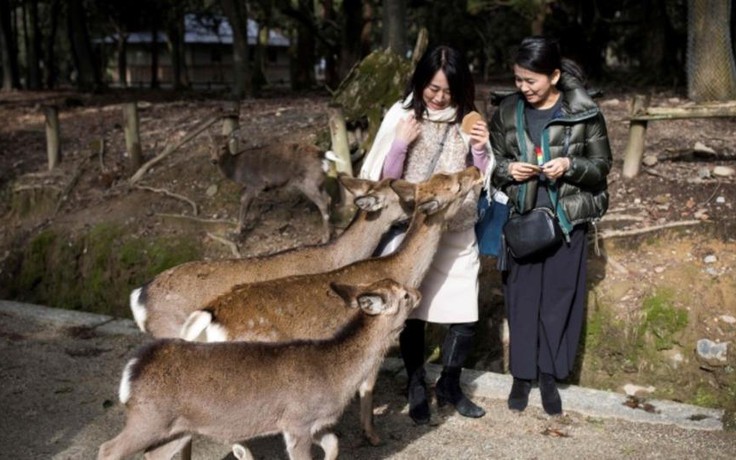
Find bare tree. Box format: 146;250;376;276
67;0;101;90
382;0;407;55
0;0;21;90
221;0;252;98
23;0;42;89
687;0;736;101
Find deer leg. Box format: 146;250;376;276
359;370;383;445
97;419;170;460
283;430;313;460
143;435;192;460
297;183;332;243
313;431;338;460
237;188;258;235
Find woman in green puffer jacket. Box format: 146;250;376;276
490;36;612;416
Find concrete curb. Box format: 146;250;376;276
1;300;724;432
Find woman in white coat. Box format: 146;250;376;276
359;45;494;424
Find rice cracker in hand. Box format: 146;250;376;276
461;111;482;134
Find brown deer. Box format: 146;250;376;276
179;166;482;444
130;175;414;338
210;140;332;241
98;278;421;460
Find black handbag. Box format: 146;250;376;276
502;207;562;259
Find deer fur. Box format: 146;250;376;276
98;278;421;460
180;167;482;444
210;140;332;242
130;175;414;338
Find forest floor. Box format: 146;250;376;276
0;84;735;425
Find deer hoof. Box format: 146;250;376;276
364;430;382;446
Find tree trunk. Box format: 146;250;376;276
291;0;316;90
252;23;268;95
529;0;547;36
44;0;61;89
687;0;736;101
150;12;160;89
24;0;42;89
338;0;364;81
165;14;185;90
67;0;100;90
116;32;128;87
382;0;407;55
321;0;339;89
0;0;20;90
221;0;252;99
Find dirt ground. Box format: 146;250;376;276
1;303;735;459
1;84;735;418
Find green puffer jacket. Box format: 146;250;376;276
490;73;612;236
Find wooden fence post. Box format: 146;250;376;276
622;94;650;179
123;102;143;168
326;102;353;177
44;105;61;171
222;100;240;154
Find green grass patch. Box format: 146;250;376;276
10;223;201;318
640;289;688;350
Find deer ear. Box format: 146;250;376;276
339;175;368;193
390;180;416;206
232;444;252;460
417;199;440;214
356;293;387;315
354;195;382;211
330;282;361;308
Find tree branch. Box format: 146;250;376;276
599;220;701;239
129;114;222;184
134;185;198;216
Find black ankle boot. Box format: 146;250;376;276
507;377;532;412
539;373;562;415
407;369;430;424
435;367;486;418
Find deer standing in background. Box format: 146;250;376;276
210;141;332;242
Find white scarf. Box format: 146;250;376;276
359;94;494;188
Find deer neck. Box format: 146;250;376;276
328;211;382;264
321;315;396;394
384;210;446;287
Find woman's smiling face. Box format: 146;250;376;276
514;64;560;109
422;70;452;111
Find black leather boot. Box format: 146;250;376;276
507;377;532;412
400;319;430;425
434;323;486;418
539;372;562;415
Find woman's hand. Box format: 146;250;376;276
468;120;489;150
541;157;571;180
508;162;541;182
395;114;421;145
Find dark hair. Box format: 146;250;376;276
514;36;585;84
403;46;476;123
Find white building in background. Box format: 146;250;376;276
99;14;291;89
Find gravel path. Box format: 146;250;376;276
0;301;734;459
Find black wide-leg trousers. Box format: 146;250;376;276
503;225;588;380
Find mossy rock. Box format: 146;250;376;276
332;49;413;153
8;223;201;318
